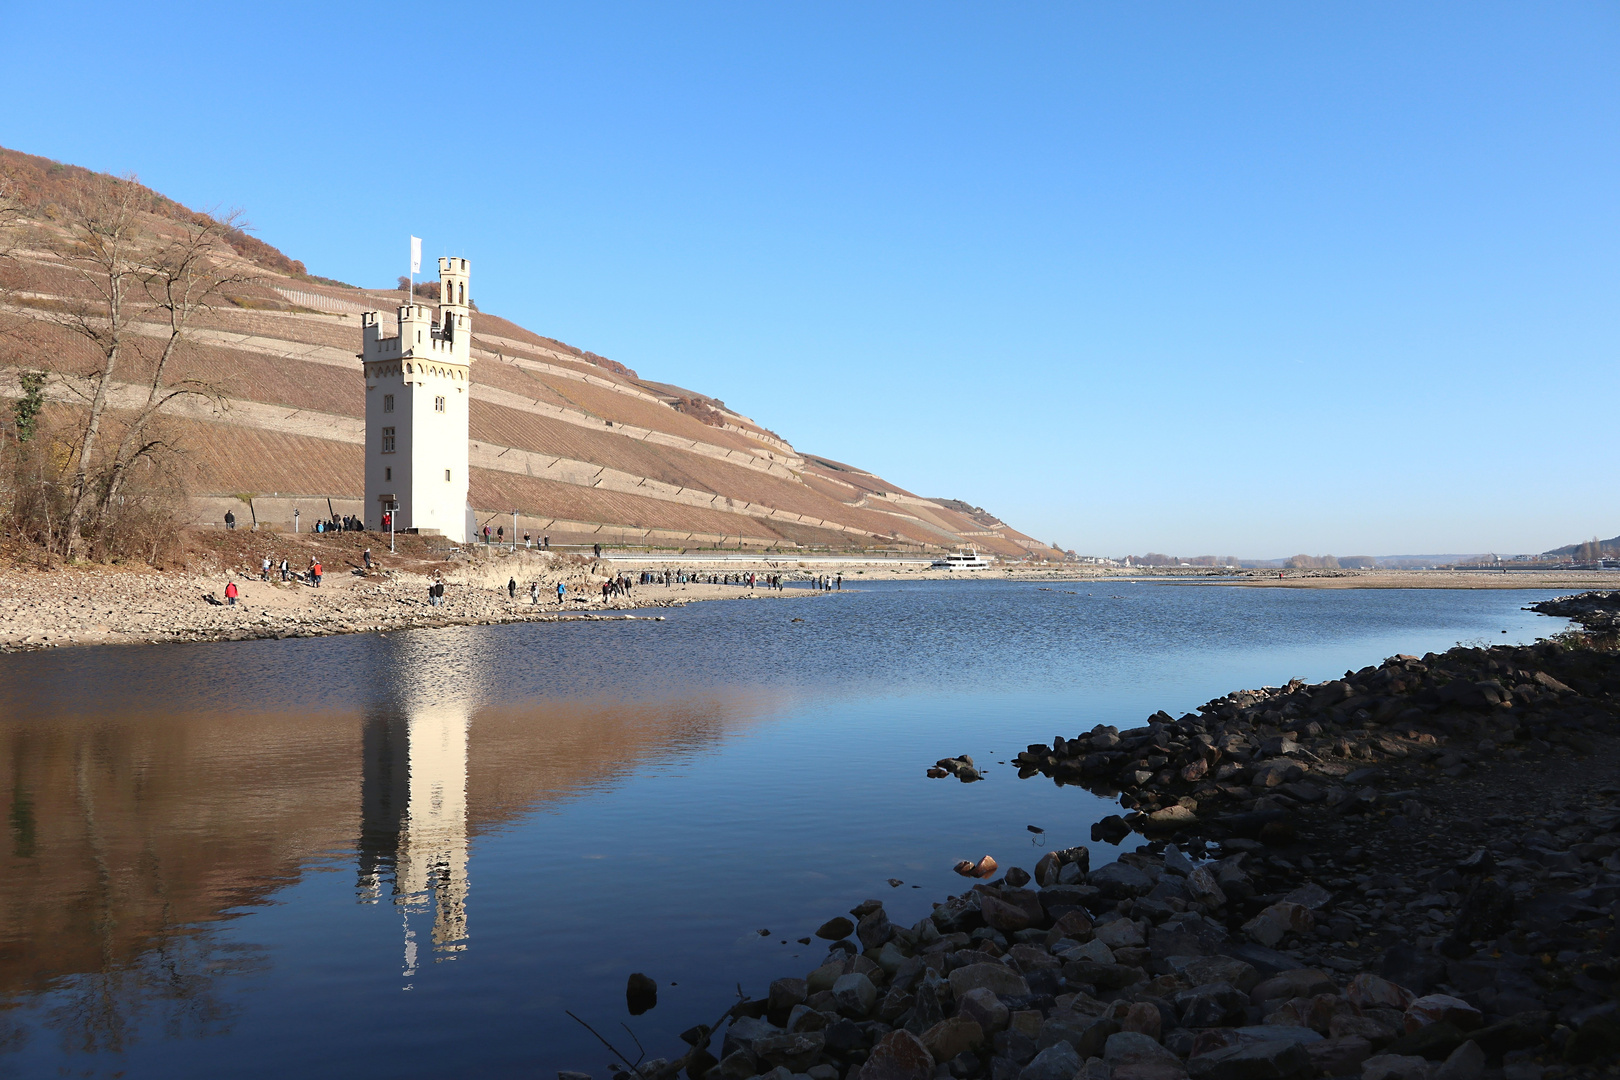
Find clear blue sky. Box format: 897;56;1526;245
5;3;1615;557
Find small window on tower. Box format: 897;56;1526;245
383;394;394;413
381;427;395;454
435;395;446;413
385;467;392;481
444;469;451;482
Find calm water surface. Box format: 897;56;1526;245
0;581;1569;1075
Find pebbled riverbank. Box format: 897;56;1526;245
0;541;811;651
626;597;1620;1080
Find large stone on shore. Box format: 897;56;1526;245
1091;861;1156;899
1188;1040;1312;1080
1146;804;1200;831
1096;918;1147;949
817;916;855;941
1249;759;1307;788
1045;909;1094;944
1347;973;1415;1011
1177;982;1250;1028
807;960;845;994
858;907;894;951
1124;1001;1164;1041
754;1030;826;1070
981;895;1032;933
1330;1014;1400;1049
1064;958;1148;990
722;1015;784;1057
945;988;1002;1038
1229;1026;1323;1047
1360;1054;1431;1080
1106;1031;1187;1080
1242;903;1314;948
1252;970;1335;1005
832;972;878;1018
768;977;808;1021
1020;1043;1083;1080
1176;956;1261;994
1404;995;1481;1034
1186;865;1228;907
1308;1036;1373;1078
921;1017;984;1060
1063;938;1117;965
1151;913;1228;959
1433;1039;1484;1080
857;1029;935;1080
949;962;1031;999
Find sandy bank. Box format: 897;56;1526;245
0;546;810;652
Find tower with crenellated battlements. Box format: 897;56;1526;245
361;257;472;542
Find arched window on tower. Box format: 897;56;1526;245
458;282;465;305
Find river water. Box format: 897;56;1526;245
0;580;1568;1075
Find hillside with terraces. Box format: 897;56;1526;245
0;147;1058;559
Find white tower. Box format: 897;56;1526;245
362;257;473;542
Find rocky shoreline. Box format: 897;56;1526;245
613;593;1620;1080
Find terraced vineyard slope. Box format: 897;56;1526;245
0;147;1059;558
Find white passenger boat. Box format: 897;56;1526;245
931;549;992;570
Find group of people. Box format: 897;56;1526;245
632;570;838;591
599;574;635;602
314;515;364;534
252;555;321;585
479;524;552;549
427;573;446;607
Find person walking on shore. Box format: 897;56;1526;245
529;581;539;605
836;574;842;590
556;581;566;605
279;557;289;582
225;510;236;531
225;579;239;607
310;558;322;587
508;577;517;600
261;556;271;581
524;531;531;550
363;548;373;570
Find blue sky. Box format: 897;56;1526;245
5;3;1615;556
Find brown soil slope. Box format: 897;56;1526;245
0;147;1058;559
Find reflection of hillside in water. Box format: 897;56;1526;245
0;643;783;1048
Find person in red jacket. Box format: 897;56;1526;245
309;558;323;587
225;580;239;606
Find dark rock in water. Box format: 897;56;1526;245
1003;865;1031;888
626;971;657;1015
816;916;855;940
1093;815;1132;844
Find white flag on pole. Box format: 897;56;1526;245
409;235;422;275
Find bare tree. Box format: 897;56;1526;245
29;174;251;559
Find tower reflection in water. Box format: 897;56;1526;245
356;702;471;982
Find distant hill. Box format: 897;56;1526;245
1544;535;1620;558
0;146;1060;558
